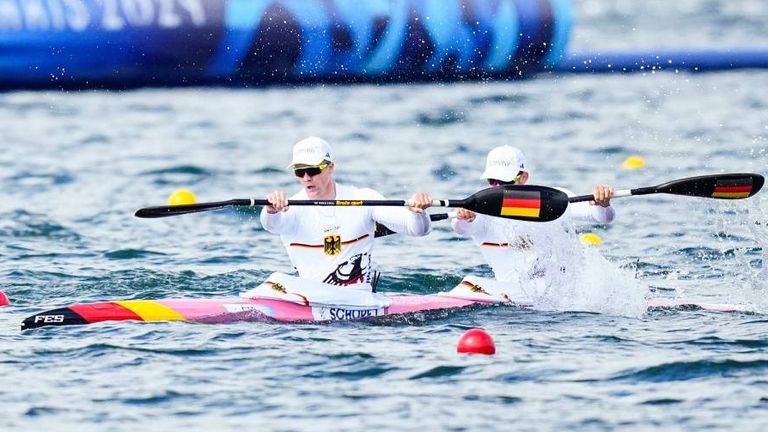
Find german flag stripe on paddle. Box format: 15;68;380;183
712;178;753;199
500;190;541;218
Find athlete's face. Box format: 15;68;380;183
297;162;335;199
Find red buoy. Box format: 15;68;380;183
457;328;495;355
0;290;9;307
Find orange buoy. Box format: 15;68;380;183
457;328;496;355
0;290;9;307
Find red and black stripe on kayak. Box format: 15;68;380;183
21;303;142;331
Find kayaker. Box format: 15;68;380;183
452;145;616;282
262;136;433;289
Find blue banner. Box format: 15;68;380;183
0;0;571;89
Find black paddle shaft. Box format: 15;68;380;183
136;198;409;218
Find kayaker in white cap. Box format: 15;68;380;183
453;145;616;282
261;137;433;289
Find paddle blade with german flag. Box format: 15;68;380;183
653;173;764;200
464;185;570;222
711;177;761;199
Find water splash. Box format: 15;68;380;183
703;188;768;312
740;195;768;307
496;216;648;317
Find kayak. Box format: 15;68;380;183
20;295;481;331
20;273;496;331
20;273;750;331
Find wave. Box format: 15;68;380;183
611;358;768;382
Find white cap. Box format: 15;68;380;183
480;145;528;181
287;136;334;168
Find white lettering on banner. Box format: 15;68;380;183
24;0;48;31
63;0;89;31
0;0;23;30
102;0;123;30
177;0;204;26
47;0;67;30
104;0;208;30
312;307;384;321
157;0;180;28
122;0;154;26
0;0;206;32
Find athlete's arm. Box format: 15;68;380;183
563;186;616;224
370;190;431;236
452;213;488;237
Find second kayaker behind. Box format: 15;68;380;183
453;145;616;283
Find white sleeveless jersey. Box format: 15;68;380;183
260;183;431;286
452;188;615;282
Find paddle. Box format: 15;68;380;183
374;173;765;231
134;185;571;222
568;173;764;203
135;173;762;222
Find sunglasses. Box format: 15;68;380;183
487;173;522;187
293;162;329;178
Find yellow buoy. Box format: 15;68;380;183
579;233;603;245
168;189;198;206
621;156;646;171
